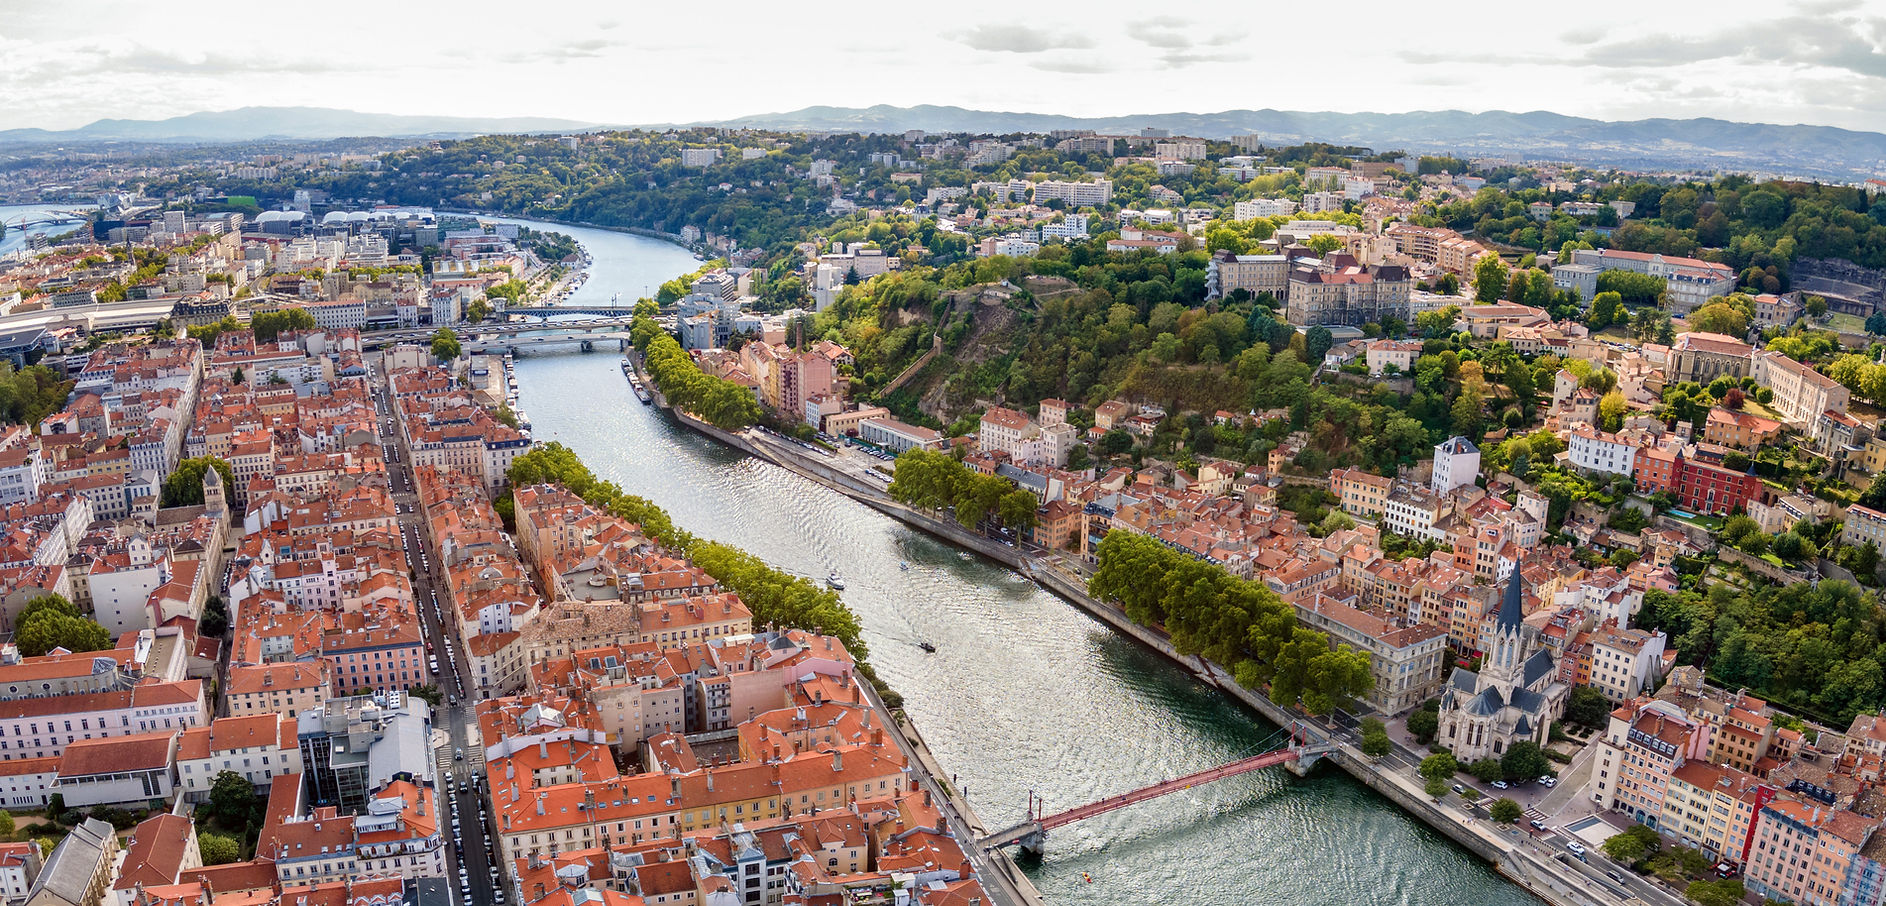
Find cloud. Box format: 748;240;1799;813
1573;12;1886;80
1124;16;1246;67
1028;56;1119;75
1561;26;1606;45
952;24;1093;54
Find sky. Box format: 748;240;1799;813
1;0;1884;134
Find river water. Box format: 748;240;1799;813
0;203;95;259
495;217;1536;906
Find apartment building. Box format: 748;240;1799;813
1632;447;1764;516
0;680;205;761
1364;339;1421;376
1284;256;1413;328
1842;503;1886;551
1751;349;1849;426
1292;592;1447;715
1330;468;1391;519
225;661;332;719
1593;700;1708;825
1567;425;1642;477
1205;251;1288;300
175;714;303;801
1570;248;1738;316
1031;179;1112;206
1660;761;1775;864
1233;199;1296;220
1745;800;1874;906
1704;407;1785;450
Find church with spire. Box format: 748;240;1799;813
1436;566;1569;762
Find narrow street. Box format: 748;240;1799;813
371;353;507;906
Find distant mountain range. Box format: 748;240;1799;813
2;104;1882;178
0;106;596;144
698;105;1886;178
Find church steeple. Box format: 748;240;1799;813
1487;565;1527;682
1496;564;1525;632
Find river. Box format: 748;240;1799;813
491;217;1537;906
0;203;94;258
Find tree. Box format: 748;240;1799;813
1306;234;1344;256
162;457;235;508
1474;254;1509;303
208;770;259;828
1603;824;1662;865
1466;757;1505;783
1360;717;1391;757
15;596;109;657
998;490;1038;532
1490;798;1522;824
1564;686;1612;729
1588;291;1623;331
198;833;240;866
0;810;15;839
431;327;461;362
249;307;316;342
1500;741;1551;781
200;595;229;638
406;684;442;707
1598;389;1626;432
1419;752;1459;782
1407;709;1440;744
1867;311;1886;336
1689;302;1750;337
1424;775;1448;799
1686;879;1745;906
1304;326;1334;365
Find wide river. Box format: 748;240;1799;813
495;217;1536;906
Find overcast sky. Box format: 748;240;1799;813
1;0;1883;134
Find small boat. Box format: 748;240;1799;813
826;572;846;590
899;561;909;571
917;641;936;653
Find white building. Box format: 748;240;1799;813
1233;199;1297;220
1303;191;1343;213
1567;425;1640;477
681;148;722;168
1032;179;1113;207
1039;215;1090;241
1431;436;1480;494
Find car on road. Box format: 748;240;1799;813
1566;841;1587;858
1451;783;1466;795
1529;820;1546;831
455;748;465;760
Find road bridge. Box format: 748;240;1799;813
1;210;89;230
979;726;1337;857
363;317;636;347
459;331;633;354
498;305;641;319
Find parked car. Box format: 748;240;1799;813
1492;780;1509;790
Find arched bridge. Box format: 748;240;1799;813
979;725;1337;856
460;331;633;354
499;305;642;319
2;210;89;229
